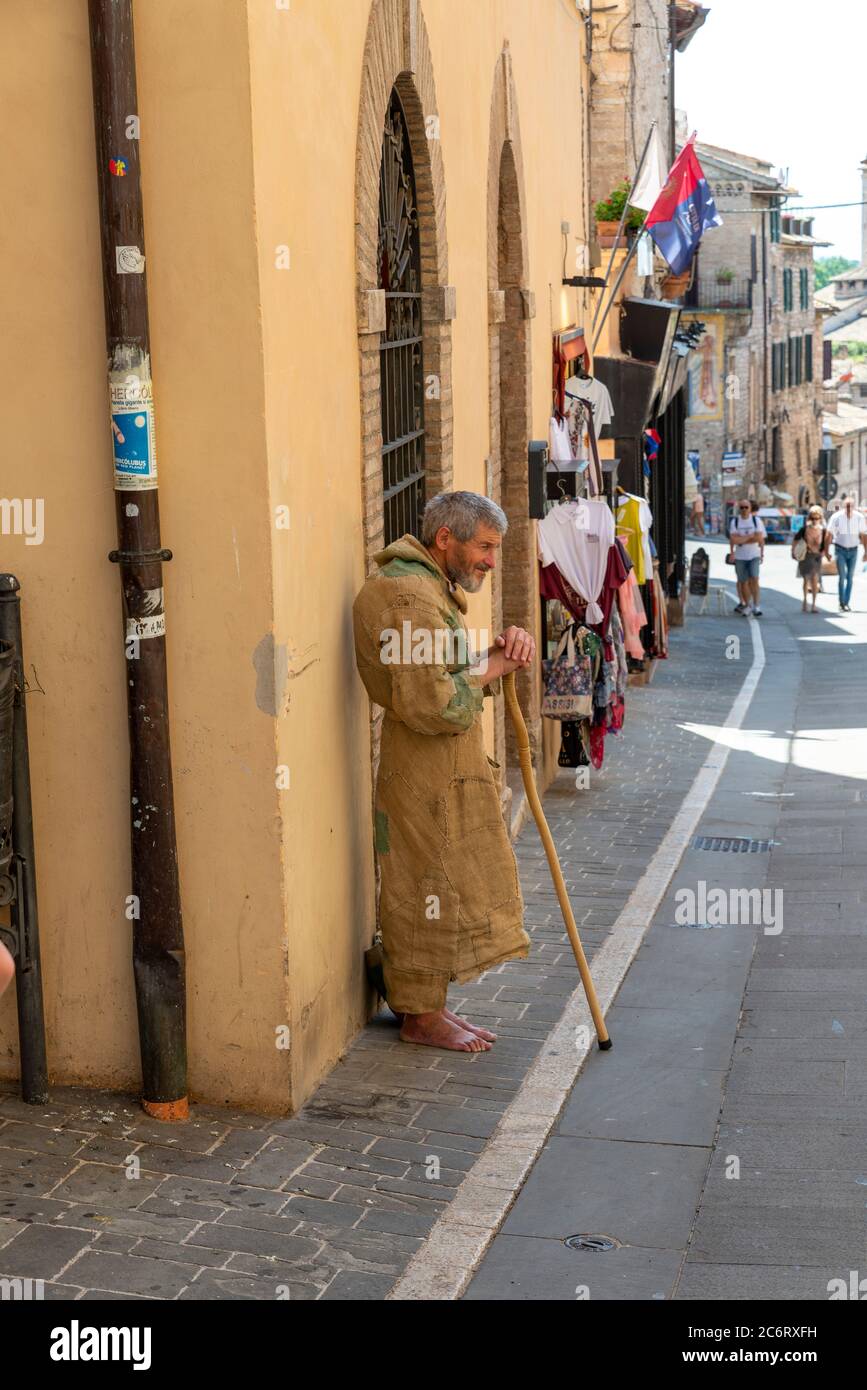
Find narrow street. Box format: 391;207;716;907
2;540;864;1302
467;538;867;1300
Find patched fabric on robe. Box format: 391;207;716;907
352;534;529;1014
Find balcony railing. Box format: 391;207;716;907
684;276;753;310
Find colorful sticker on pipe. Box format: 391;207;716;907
110;368;158;491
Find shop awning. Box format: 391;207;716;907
656;349;690;417
594;298;683;437
592;356;658;437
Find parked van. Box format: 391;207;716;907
756;507;792;544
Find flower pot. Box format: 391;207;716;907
596;219;621;249
660;271;690;301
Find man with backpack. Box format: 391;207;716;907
729;499;766;616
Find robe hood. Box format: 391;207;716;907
373;533;470;614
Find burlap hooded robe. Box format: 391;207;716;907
353;535;530;1013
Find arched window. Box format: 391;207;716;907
378;88;425;543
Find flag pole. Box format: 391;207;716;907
591;231;645;353
591;120;658;333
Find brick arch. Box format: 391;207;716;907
355;0;454;568
486;44;538;781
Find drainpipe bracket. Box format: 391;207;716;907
109;548;173;565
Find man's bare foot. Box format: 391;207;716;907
443;1007;496;1042
399;1009;491;1052
390;1006;496;1043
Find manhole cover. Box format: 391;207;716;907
564;1233;620;1253
692;836;775;853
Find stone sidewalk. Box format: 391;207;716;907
0;614;743;1300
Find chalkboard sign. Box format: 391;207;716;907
689;548;709;595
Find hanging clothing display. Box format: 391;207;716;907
616;492;653;585
651;562;670;659
564;377;613;499
635;229;655;277
610;605;628;699
537;499;615;625
564;376;614;432
539;560;584;621
619;568;647;659
537;342;672;783
565;394;591;465
549;414;574;464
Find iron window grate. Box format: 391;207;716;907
378;88;425;545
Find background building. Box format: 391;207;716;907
822;382;867;508
817;159;867;368
683;141;824;511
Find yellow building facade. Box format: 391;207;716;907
0;0;607;1113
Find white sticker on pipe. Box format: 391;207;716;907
116;245;145;273
126;614;166;640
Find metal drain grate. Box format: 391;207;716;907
692;835;775;853
564;1233;620;1253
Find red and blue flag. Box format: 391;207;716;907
645;136;721;275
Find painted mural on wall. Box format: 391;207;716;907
684;312;724;422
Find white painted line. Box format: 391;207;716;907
389;618;766;1301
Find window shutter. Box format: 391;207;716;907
805;333;813;381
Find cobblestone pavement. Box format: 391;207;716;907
0;615;742;1300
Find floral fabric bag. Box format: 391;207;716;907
542;625;594;720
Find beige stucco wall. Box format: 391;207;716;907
0;0;591;1114
0;0;288;1111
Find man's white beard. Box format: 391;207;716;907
447;561;486;593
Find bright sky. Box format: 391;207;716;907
676;0;866;263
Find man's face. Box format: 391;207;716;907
442;523;503;593
737;502;751;522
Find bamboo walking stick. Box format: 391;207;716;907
503;672;611;1049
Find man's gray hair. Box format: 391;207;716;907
421;491;508;546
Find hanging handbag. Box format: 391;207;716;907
792;535;807;562
542;625;593;719
558;719;590;768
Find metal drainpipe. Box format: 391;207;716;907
87;0;188;1121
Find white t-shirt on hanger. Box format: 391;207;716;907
537;498;615;624
564;376;614;432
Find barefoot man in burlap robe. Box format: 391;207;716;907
353;491;535;1053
